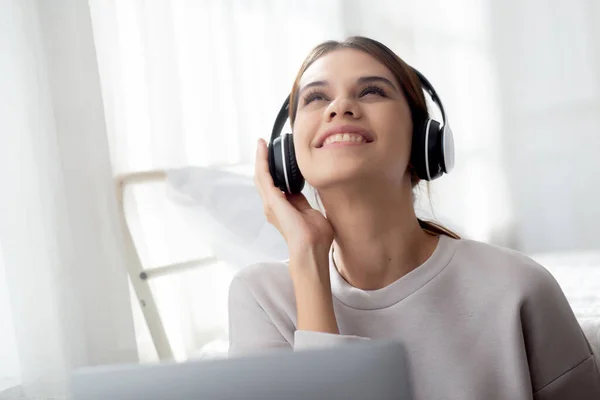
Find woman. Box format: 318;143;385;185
228;36;600;399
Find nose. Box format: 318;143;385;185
326;97;361;121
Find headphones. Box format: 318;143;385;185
268;67;455;194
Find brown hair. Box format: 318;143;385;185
289;36;460;240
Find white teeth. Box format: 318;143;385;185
323;133;366;145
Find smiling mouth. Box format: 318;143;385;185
319;133;373;147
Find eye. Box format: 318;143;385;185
303;90;328;105
360;85;387;97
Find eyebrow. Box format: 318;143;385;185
298;75;399;96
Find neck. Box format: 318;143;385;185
318;180;439;290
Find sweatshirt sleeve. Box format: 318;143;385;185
228;273;369;355
228;275;291;356
534;355;600;400
519;266;600;399
294;330;369;350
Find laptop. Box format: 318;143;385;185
71;340;412;399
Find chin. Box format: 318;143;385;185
305;161;374;190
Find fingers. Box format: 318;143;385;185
253;139;317;238
253;138;267;199
254;139;278;199
254;139;287;221
286;193;313;212
254;139;269;180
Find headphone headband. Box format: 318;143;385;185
410;68;448;129
271;95;290;145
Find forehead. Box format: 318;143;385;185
299;48;397;87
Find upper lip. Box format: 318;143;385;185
315;124;375;148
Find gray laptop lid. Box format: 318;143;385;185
71;341;412;400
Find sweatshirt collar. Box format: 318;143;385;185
329;235;458;310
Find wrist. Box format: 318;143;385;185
289;251;332;312
288;248;338;334
289;245;331;281
289;240;331;262
295;285;339;334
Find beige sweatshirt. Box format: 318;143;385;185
228;235;600;399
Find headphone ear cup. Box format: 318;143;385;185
268;136;286;192
411;118;444;181
410;118;429;181
284;134;305;194
441;124;455;174
268;133;305;194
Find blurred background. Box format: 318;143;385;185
1;0;599;398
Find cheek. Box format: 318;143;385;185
373;117;414;177
292;132;309;171
397;129;414;166
291;116;318;164
378;110;413;151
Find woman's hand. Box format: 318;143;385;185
254;138;334;260
254;138;338;334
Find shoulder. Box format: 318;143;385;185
450;238;562;299
231;259;293;292
229;259;296;308
452;240;599;391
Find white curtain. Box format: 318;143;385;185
90;0;348;174
90;0;510;238
88;0;511;362
0;0;137;398
89;0;351;363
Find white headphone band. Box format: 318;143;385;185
424;119;433;181
442;124;455;173
281;133;292;193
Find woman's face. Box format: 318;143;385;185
293;48;414;191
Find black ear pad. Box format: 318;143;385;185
268;135;287;192
410;118;444;181
268;133;305;194
284;135;305;194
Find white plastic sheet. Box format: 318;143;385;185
166;166;290;268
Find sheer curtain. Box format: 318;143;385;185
90;0;347;174
89;0;509;362
89;0;350;363
0;0;137;398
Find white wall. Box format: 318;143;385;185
340;0;514;246
489;0;600;253
342;0;600;254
